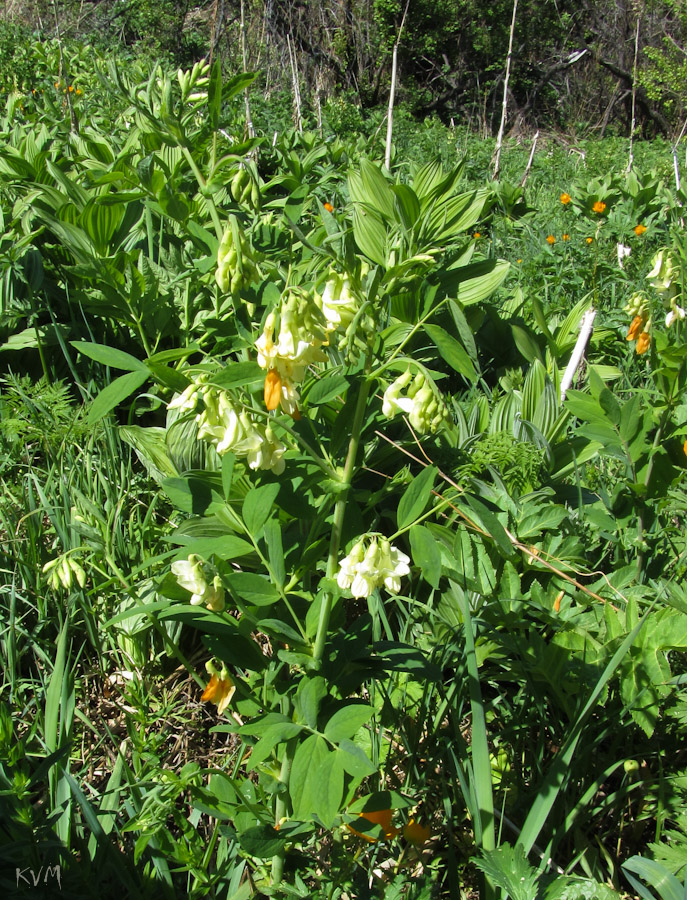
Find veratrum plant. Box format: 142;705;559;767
102;156;509;891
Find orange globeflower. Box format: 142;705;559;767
586;237;593;244
560;192;571;205
636;331;651;354
473;232;481;239
546;235;555;245
592;200;606;214
201;674;235;714
323;202;334;213
627;315;644;341
634;224;647;236
683;438;687;458
562;233;570;241
403;818;431;845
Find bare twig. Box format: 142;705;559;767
384;0;410;171
492;0;518;179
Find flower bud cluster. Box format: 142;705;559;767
256;289;328;414
231;166;260;210
43;553;87;591
168;380;287;474
382;369;448;434
216;221;258;296
171;554;225;611
177;59;210;103
337;534;411;599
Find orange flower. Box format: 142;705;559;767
75;88;82;96
473;232;481;239
683;438;687;458
403;818;431;845
68;85;74;93
323;202;334;213
627;315;644;341
634;224;647;236
586;237;593;244
562;233;570;241
560;192;571;205
347;808;399;842
201;674;235;714
636;331;650;355
264;369;282;411
592;200;606;214
546;235;555;245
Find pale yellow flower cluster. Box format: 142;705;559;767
169;379;286;474
382;369;447;433
255;289;328;414
337;535;411;599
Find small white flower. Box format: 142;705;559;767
337;535;411;598
665;305;686;328
171;555;208;605
617;243;631;269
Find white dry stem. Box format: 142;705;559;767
384;0;410;171
560;309;597;401
493;0;518;179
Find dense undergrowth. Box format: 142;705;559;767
1;37;687;900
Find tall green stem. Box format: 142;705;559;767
181;146;224;241
312;374;372;664
270;736;297;885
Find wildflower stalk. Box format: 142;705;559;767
180;146;224;242
270;737;298;884
313;368;372;663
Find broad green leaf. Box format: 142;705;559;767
622;857;685;900
409;524;442;588
437;259;510;306
210;361;264;391
347;791;410;814
226;572;280;607
243;483;280;536
464;495;515;558
172;534;254;561
352;206;387;265
294;676;327;729
306;373;349;406
86;369;149;424
512;324;544;364
425;324;477;382
391;183;420;230
238;824;286;859
247;722;304;769
119;425;179;482
324;704;374;742
263;519;285;587
162;476;214;515
397;465;437;530
337;740;377;778
289;733;328;820
313;749;345;828
72;340;147;371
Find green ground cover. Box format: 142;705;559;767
1;40;687;900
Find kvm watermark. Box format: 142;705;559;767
16;865;62;890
